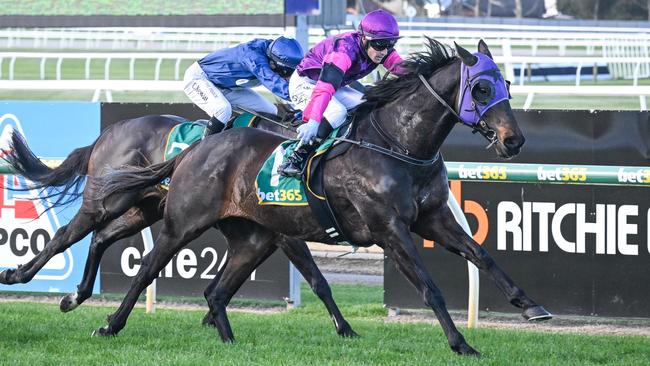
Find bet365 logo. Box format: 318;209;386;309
0;113;73;280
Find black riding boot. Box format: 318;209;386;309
277;143;318;178
202;115;226;139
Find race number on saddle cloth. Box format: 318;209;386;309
255;127;342;206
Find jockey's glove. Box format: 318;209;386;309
297;119;319;146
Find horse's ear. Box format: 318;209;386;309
477;39;493;59
454;42;478;66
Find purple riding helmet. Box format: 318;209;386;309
358;9;402;43
457;52;511;126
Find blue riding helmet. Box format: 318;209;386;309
266;36;304;76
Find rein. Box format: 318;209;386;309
330;69;501;166
334;136;440;166
332;103;440;166
234;106;296;133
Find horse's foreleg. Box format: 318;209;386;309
60;203;162;313
379;221;480;357
277;237;358;337
412;204;552;321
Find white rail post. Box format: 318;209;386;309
287;263;301;309
9;56;16;80
501;39;515;82
129;58;135;80
446;194;479;329
154;58;163;81
56;57;63;80
40;57;46;80
141;227;157;314
85;58;91;79
104;58;111;80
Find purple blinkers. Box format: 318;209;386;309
457;53;510;126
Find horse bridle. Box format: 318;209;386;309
417;74;498;149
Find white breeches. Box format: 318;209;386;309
183;62;277;122
288;71;365;128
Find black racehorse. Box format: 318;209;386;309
95;39;552;356
0;110;358;337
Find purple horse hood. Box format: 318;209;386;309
457;52;510;126
296;32;380;86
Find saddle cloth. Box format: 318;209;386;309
255;127;342;206
163;112;258;162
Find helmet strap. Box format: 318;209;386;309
360;35;371;53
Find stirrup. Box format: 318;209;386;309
278;162;302;178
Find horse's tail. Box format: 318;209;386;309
96;143;196;202
4;131;94;208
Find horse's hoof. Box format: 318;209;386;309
0;269;14;284
453;343;481;357
339;329;360;338
523;305;553;321
91;326;115;337
218;332;235;343
337;323;359;338
59;293;79;313
202;312;217;328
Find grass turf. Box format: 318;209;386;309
0;283;648;365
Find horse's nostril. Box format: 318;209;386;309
504;136;524;149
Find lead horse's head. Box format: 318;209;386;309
453;40;525;158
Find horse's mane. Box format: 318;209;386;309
362;37;456;107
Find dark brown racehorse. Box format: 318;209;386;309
95;39;551;356
0;111;358;337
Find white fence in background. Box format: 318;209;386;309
3;24;650;57
2;51;649;86
0;51;204;80
1;79;649;110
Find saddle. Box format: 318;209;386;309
256;107;365;246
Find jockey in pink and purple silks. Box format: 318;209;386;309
278;9;406;178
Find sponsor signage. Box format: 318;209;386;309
447;162;650;186
386;110;650;318
0;102;100;293
101;223;290;299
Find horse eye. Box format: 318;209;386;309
471;80;495;105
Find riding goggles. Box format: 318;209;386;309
457;53;511;126
368;38;397;52
270;60;295;78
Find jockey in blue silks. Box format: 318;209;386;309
183;36;304;138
